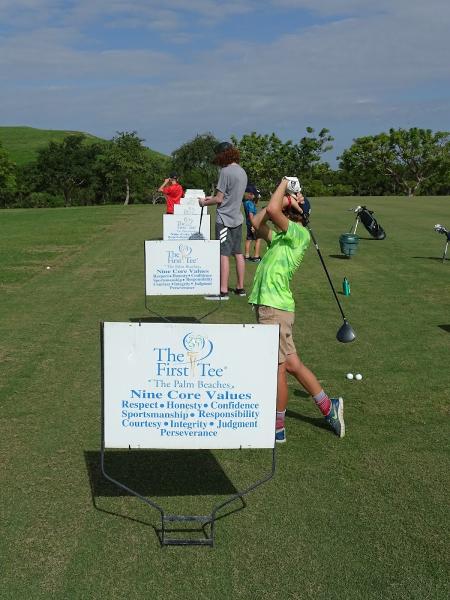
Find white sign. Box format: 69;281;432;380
180;196;201;206
174;204;205;215
145;240;220;296
184;189;205;198
103;322;279;449
163;214;211;241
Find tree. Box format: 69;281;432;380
34;134;100;206
0;142;17;207
232;128;334;196
98;131;153;205
339;128;450;197
171;133;220;193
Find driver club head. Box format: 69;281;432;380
336;319;356;343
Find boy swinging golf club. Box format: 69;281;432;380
248;177;345;442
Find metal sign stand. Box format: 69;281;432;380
100;324;277;547
100;443;275;547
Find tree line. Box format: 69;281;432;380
1;126;449;208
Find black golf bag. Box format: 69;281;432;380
350;206;386;240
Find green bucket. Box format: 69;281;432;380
339;233;359;258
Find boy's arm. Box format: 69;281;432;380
158;178;170;192
249;207;272;243
199;190;224;207
265;180;290;232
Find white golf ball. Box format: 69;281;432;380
46;266;51;270
346;373;354;380
355;373;363;381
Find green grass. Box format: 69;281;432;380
0;126;169;165
1;198;449;599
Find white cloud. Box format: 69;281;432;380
0;0;449;157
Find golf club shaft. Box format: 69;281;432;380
199;204;204;234
307;226;347;322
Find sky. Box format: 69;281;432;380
1;0;449;164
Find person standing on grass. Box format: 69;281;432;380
243;184;262;263
248;177;345;443
199;142;247;300
158;173;183;214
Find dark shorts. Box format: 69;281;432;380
215;222;243;256
246;225;256;241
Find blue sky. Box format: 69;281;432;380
1;0;449;164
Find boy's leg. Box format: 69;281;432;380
285;352;330;415
220;255;230;294
254;238;261;259
285;352;322;397
277;362;289;412
235;253;245;290
276;362;288;442
244;239;251;258
286;352;345;437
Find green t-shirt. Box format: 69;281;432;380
248;221;310;312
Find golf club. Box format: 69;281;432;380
307;226;356;343
188;204;205;240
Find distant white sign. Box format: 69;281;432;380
163;214;211;241
103;322;279;449
145;240;219;296
184;189;205;198
174;204;205;215
180;196;201;206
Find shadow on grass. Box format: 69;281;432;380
292;388;310;399
85;449;237;498
412;256;448;261
286;409;329;432
328;254;350;260
129;316;202;323
84;450;247;541
438;324;450;333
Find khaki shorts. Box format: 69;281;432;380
255;305;296;363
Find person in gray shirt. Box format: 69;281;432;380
199;142;248;300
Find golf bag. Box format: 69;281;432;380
350;206;386;240
434;224;450;262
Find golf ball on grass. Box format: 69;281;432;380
355;373;363;380
46;266;51;270
346;373;354;380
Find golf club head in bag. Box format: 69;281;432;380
356;206;386;240
434;224;450;239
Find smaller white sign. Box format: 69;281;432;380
174;204;206;215
163;214;211;241
145;240;220;296
184;189;205;198
180;196;201;206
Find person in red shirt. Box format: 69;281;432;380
158;173;183;214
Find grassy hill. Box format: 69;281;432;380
0;126;169;165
